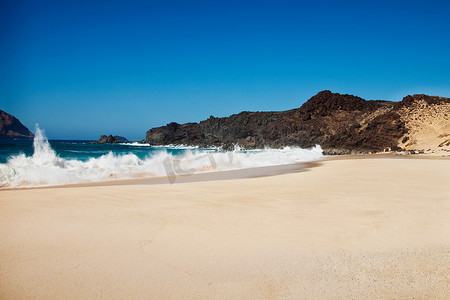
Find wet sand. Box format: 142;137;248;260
1;157;449;299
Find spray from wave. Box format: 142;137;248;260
0;125;323;188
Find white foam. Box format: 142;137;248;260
151;144;202;149
120;142;202;149
119;142;152;146
0;125;323;188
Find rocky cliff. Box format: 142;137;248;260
0;110;34;139
145;91;450;154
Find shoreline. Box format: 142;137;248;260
0;161;319;191
1;152;448;191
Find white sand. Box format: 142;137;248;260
1;158;449;299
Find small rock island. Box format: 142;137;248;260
92;135;129;144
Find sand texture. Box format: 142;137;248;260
1;158;450;299
399;99;450;152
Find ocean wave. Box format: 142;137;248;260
119;142;152;146
151;144;202;149
119;142;202;149
0;125;323;188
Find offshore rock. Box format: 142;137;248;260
92;135;129;144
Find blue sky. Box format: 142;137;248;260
1;0;449;140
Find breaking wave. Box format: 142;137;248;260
0;125;323;188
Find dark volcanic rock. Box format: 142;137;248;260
396;94;450;108
145;91;445;153
146;122;204;145
0;110;34;139
92;135;129;144
113;135;129;143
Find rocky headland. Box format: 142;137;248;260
145;91;450;154
0;110;34;139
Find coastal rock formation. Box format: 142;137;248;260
92;135;129;144
0;110;34;139
145;91;449;154
113;135;129;143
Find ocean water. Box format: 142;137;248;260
0;126;323;188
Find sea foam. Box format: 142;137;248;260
0;125;323;188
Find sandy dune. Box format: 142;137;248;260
1;158;450;299
399;99;450;152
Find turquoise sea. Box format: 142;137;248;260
0;139;194;164
0;127;323;188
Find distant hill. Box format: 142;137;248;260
145;91;450;154
0;110;34;140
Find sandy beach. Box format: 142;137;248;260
1;157;449;299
